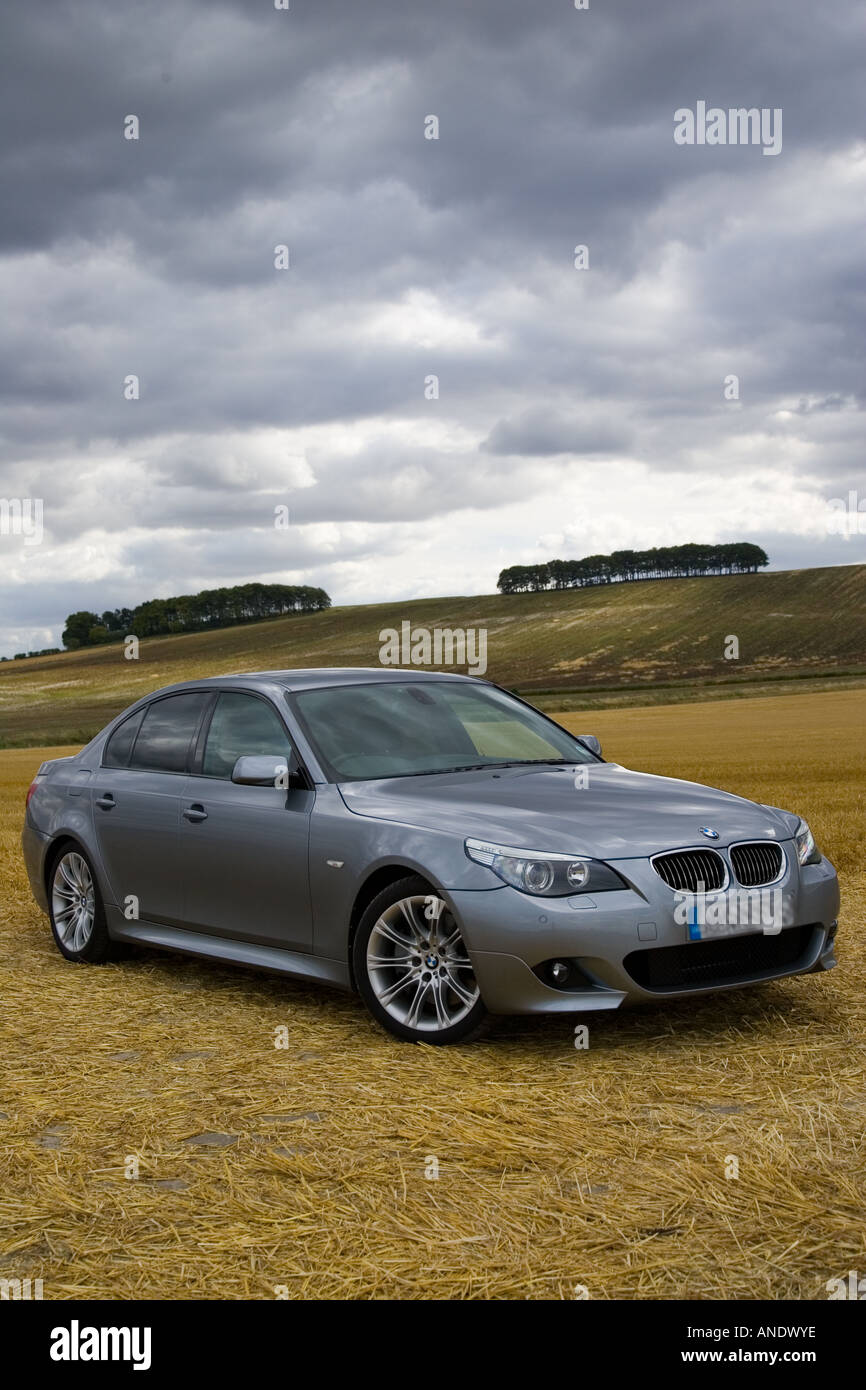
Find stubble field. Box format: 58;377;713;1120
0;687;863;1299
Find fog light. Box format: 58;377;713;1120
549;961;570;985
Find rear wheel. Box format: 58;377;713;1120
48;846;120;963
353;876;487;1044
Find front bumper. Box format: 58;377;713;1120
447;849;840;1015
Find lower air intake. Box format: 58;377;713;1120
624;925;815;992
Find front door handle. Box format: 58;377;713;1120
95;794;115;810
183;804;208;823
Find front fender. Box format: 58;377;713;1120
307;785;499;960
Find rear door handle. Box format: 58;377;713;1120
95;794;115;810
183;804;208;823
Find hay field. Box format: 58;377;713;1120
0;687;863;1300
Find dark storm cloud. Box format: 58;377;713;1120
0;0;864;653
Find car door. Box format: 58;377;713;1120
92;691;212;926
178;689;314;951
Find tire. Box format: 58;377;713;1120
353;875;488;1044
47;844;121;964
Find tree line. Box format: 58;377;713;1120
497;542;769;594
62;582;331;649
3;647;62;662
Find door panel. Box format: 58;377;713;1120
92;690;212;925
178;691;314;951
92;768;188;925
179;778;314;950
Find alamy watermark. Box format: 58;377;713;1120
826;1270;866;1299
0;497;43;545
826;490;866;538
50;1322;151;1370
1;1277;44;1300
379;621;487;677
674;885;792;937
674;102;782;157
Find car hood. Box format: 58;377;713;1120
338;762;798;859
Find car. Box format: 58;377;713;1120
21;668;840;1044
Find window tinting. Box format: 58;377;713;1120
129;692;209;773
293;681;594;781
103;709;145;767
203;692;292;779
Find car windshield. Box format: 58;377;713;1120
291;680;597;781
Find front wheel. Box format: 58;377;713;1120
353;876;487;1044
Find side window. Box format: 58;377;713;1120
129;692;210;773
203;692;292;779
103;708;145;767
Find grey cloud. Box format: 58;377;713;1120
0;0;864;654
482;409;632;458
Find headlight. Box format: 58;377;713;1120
795;818;821;866
465;837;625;896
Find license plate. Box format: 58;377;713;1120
685;895;763;942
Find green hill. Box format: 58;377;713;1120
2;564;865;747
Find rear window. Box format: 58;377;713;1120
103;709;145;767
129;692;209;773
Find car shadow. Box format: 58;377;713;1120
113;942;836;1061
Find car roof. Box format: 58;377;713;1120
228;667;479;690
141;668;483;698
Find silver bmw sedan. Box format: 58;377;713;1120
22;669;840;1044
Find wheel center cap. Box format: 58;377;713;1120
425;954;439;969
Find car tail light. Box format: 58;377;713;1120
25;775;44;808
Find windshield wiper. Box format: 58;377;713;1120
422;758;575;775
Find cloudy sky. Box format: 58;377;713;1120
1;0;864;655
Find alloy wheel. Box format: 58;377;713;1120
366;893;480;1033
52;850;97;953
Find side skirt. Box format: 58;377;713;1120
107;909;352;991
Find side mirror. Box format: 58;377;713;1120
231;754;305;789
577;734;602;758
